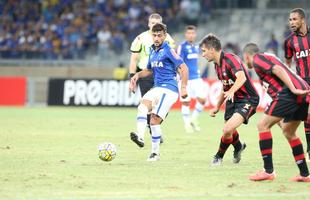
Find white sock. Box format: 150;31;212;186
181;105;191;126
136;104;148;139
150;125;162;154
192;102;204;121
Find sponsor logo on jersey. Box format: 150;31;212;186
296;49;310;59
222;79;234;86
151;61;164;68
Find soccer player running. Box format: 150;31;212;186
177;25;207;133
199;34;259;165
243;43;310;182
129;13;175;146
284;8;310;160
129;23;188;161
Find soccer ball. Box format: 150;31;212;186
98;142;117;162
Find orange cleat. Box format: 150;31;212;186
290;175;310;182
249;170;275;181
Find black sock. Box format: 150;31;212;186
216;136;233;158
232;130;242;152
147;114;151;135
304;120;310;152
259;131;273;174
289;138;309;177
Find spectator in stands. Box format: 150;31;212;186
265;33;279;56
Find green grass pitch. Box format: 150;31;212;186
0;107;309;200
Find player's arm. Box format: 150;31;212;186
284;39;293;68
129;69;153;93
178;63;188;98
224;71;246;102
272;65;309;95
129;52;140;76
210;89;225;117
129;35;142;78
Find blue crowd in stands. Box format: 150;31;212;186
0;0;197;60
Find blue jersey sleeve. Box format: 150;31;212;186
167;48;184;68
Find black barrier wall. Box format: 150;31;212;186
48;79;140;106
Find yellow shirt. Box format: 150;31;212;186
130;30;175;70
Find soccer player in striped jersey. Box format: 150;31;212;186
284;8;310;160
177;25;207;133
129;23;188;161
199;34;259;166
129;13;175;145
243;43;310;182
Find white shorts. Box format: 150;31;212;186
143;87;178;119
179;78;207;102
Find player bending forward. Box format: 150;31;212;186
200;34;259;166
177;25;207;133
243;43;310;182
129;23;188;161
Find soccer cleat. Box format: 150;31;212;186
232;143;247;164
211;155;223;166
249;170;275;181
185;124;194;133
130;132;144;148
147;153;160;161
190;119;201;132
290;175;310;182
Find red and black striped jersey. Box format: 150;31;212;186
215;51;259;100
253;53;310;102
284;27;310;79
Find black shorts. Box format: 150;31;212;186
137;76;154;97
265;88;309;122
224;99;258;124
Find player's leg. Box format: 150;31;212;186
147;88;178;161
130;99;152;148
249;114;281;181
212;112;244;165
181;101;193;133
281;121;310;181
191;79;207;132
304;113;310;160
179;80;193;133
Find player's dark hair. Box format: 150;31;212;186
243;43;260;55
186;25;196;31
199;33;221;51
152;23;167;33
290;8;306;19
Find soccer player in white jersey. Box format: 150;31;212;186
129;13;175;144
129;23;188;161
177;25;207;133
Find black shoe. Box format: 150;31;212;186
211;154;223;166
147;153;160;161
233;143;246;164
130;132;144;148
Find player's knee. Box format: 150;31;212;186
257;120;268;132
197;98;206;105
138;103;149;114
150;114;162;125
182;101;190;106
222;126;234;136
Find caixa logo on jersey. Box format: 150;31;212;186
48;79;141;106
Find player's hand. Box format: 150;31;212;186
180;86;188;99
292;89;310;96
129;74;139;93
210;107;219;117
224;90;234;103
